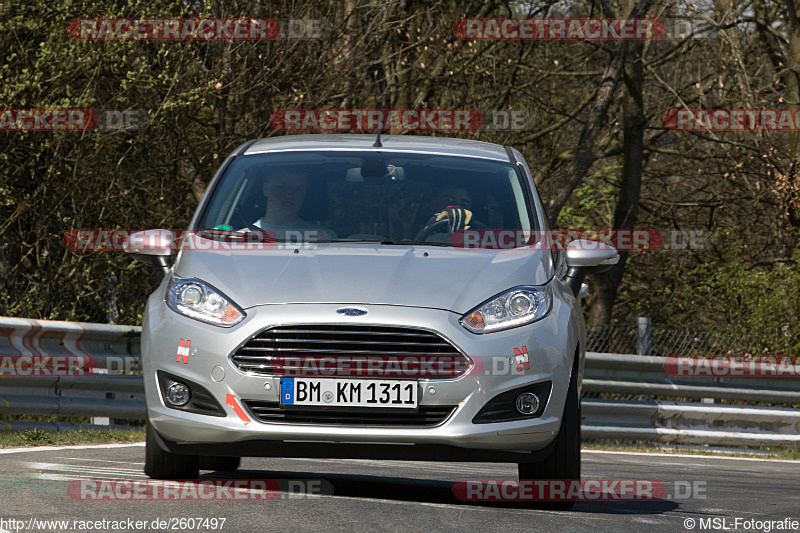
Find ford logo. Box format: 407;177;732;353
336;307;368;316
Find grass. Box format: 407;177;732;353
0;427;145;448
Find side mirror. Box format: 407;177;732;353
124;229;175;282
564;239;619;297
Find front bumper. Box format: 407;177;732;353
143;297;578;456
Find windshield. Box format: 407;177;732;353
196;150;537;247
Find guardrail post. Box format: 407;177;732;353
637;317;652;355
90;368;113;427
106;276;119;325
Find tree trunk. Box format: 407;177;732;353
588;3;646;325
545;0;653;222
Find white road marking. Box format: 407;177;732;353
587;458;738;470
281;457;516;475
697;508;763;516
0;442;144;455
631;518;665;524
54;457;144;465
583;449;800;464
307;491;592;516
23;461;145;478
28;473;86;482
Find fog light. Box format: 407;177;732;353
166;382;191;406
515;392;539;415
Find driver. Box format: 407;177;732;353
417;183;474;239
435;184;472;213
253;167;335;241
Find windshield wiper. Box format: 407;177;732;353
194;228;278;243
330;239;451;247
395;240;451;247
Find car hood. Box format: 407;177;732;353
174;244;553;314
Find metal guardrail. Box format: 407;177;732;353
0;316;141;372
0;317;143;427
582;353;800;447
1;319;798;448
583;352;800;402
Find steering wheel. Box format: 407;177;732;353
415;219;452;242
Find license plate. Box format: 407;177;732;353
280;378;418;408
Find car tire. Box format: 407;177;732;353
199;456;241;472
518;361;581;510
144;423;199;479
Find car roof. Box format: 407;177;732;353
243;134;511;162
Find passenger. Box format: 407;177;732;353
253;168;335;241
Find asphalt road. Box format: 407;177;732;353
0;444;798;532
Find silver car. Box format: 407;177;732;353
127;134;617;506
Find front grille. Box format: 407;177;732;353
243;401;457;427
231;325;468;378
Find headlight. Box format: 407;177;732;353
166;277;245;327
460;285;552;333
